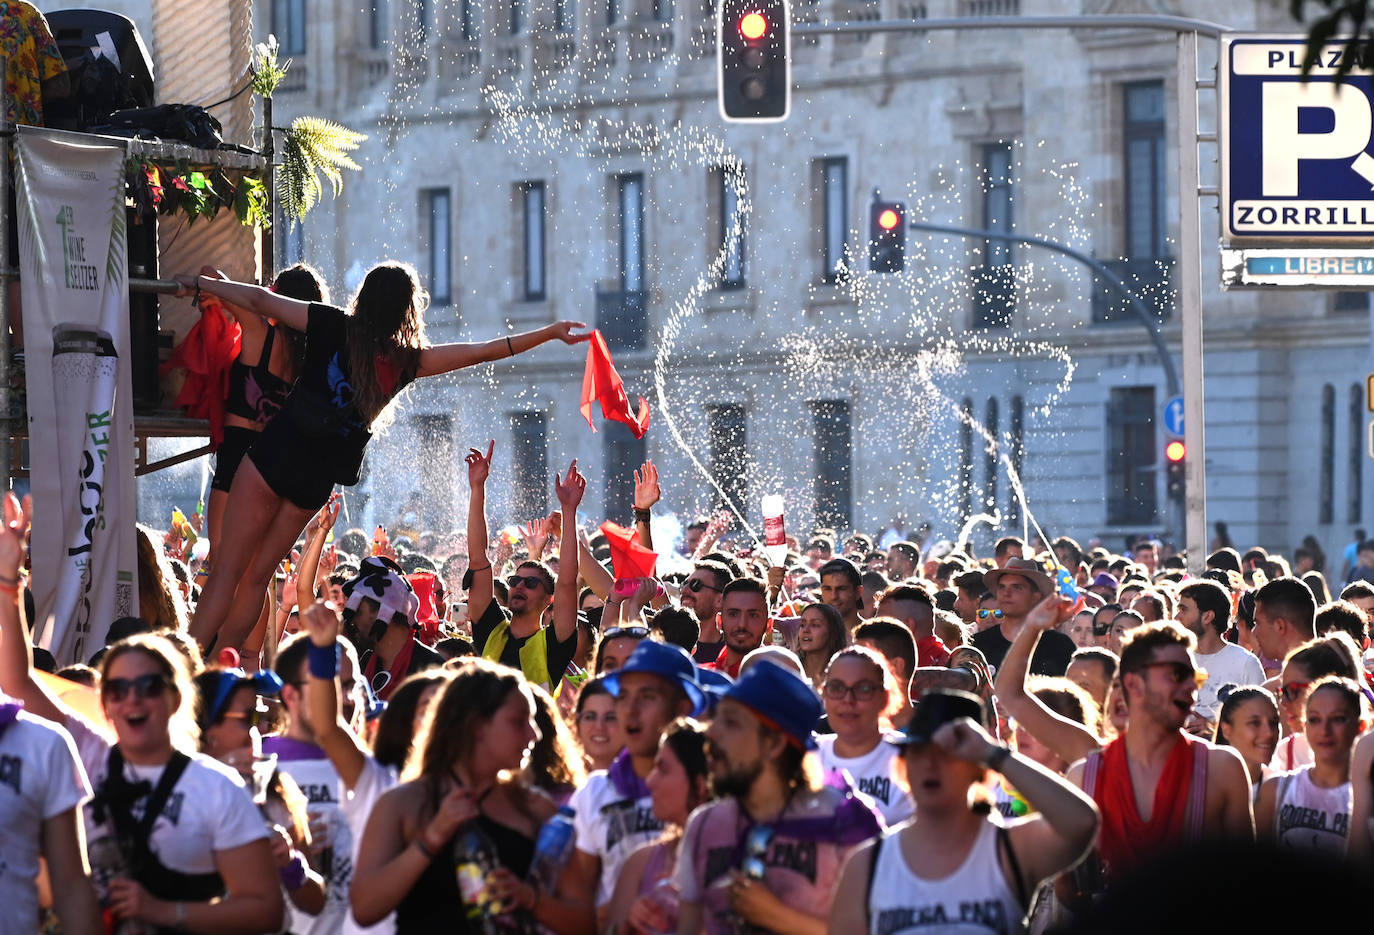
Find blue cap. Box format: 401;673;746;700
696;667;734;696
203;668;284;728
721;662;822;751
604;642;706;717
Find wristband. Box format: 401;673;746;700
307;642;340;679
414;835;437;860
984;744;1012;771
468;563;491;573
506;336;516;357
633;508;651;524
279;852;308;890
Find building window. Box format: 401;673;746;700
603;423;647;524
555;0;572;32
974;141;1014;328
510;412;548;523
415;0;430;40
618;173;645;292
716;165;746;289
1351;384;1364;525
423;188;451;305
1124;80;1167;260
509;0;523;33
819;157;848;282
1009;395;1024;525
1334;292;1370;314
1321;384;1336;525
653;0;674;21
707;404;748;514
522;181;546;301
608;0;620;25
369;0;388;48
461;0;477;40
412;414;453;525
983;397;999;511
272;0;306;55
959;397;974;526
812;400;852;529
1105;387;1157;525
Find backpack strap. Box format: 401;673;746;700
1183;739;1209;840
997;823;1031;912
104;747;194;876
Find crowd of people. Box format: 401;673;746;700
2;256;1373;934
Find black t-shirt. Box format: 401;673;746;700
471;599;577;689
971;624;1076;677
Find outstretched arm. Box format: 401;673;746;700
301;603;370;790
465;442;495;620
553;462;586;645
174;272;311;332
297;496;340;611
416;322;590;378
632;461;659;550
0;494;67;725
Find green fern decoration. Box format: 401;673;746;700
277;116;367;224
105;174;126;289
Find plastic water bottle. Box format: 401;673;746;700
528;806;576;891
761;495;787;567
88;834;149;935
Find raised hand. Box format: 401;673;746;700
519;517;551;561
632;460;661;511
549;320;592;344
1024;594;1075;634
466;440;495;488
555;459;587;510
932;716;1000;766
0;492;28;583
300;601;341;648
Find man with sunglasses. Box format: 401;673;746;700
682;560;731;664
971;558;1075;676
1067;622;1253;880
466;443;585;692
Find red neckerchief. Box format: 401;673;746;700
916;634;951;667
704;644;741;679
364;637;415;701
1094;732;1195;875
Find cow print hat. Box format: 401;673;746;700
342;556;420;629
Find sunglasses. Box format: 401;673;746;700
103;673;169;703
822;679;881;701
1134;661;1206;686
742;825;774;879
684;578;723;594
602;626;650;640
976;608;1004;620
219;708;263;729
1280;680;1312;703
508;574;547;591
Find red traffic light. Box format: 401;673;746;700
877;208;900;230
739;11;768;40
1165;440;1186;462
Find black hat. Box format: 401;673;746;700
888;688;988;747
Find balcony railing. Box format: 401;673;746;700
958;0;1020;15
596;288;648;350
1091;256;1176;324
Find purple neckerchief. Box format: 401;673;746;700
0;693;23;740
261;736;328;762
608;749;650;801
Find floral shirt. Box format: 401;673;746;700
1;1;65;127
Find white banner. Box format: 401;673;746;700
16;129;137;665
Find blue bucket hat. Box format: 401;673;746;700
604;641;707;717
203;667;284;728
721;662;822;751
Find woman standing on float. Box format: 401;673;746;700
177;263;589;658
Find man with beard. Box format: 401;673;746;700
337;557;442;700
570;641;704;918
682;560;732;664
702;578;770;679
1067;622;1252;880
1177;580;1262;723
676;663;883;935
971;558;1075;675
465;442;585;692
268;631;368;935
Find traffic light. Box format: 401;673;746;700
1165;440;1186;501
869;199;906;273
718;0;790;122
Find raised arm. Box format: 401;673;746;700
301;603;370;790
415;321;590;378
465;441;495;620
632;460;659;550
0;494;67;725
552;461;586;645
576;528;615;600
174;272;310;333
297;496;340;610
993;594;1100;765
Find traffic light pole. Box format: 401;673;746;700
793;14;1224;571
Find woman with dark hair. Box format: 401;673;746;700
136;524;189;632
796;602;847;690
202;263;325;559
0;504;283;935
604;718;710;935
179;262;589;657
575;677;623;772
526;682;586;804
1212;683;1280;800
351;657;594;933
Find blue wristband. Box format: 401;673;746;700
307;642;339;679
279;851;308;890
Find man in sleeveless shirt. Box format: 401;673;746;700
1067;622;1252;878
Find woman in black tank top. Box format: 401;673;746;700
351;659;596;934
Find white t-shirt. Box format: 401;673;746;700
0;710;91;928
262;736;354;935
1195;643;1266;721
340;755;398;935
569;765;664;907
67;714;268;884
816;734;914;826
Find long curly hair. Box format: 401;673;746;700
136;525;188;632
526;682;586;796
271;262;328;381
346;262;428;429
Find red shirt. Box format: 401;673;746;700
916;634;951;667
703;644;742;679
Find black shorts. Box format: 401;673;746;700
210;425;261;493
246;417;336;511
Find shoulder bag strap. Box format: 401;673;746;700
996;823;1031;913
863;832;886;935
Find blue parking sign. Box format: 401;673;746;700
1222;36;1374;243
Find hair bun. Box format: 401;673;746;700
1215;682;1240;704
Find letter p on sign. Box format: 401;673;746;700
1262;83;1373;196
